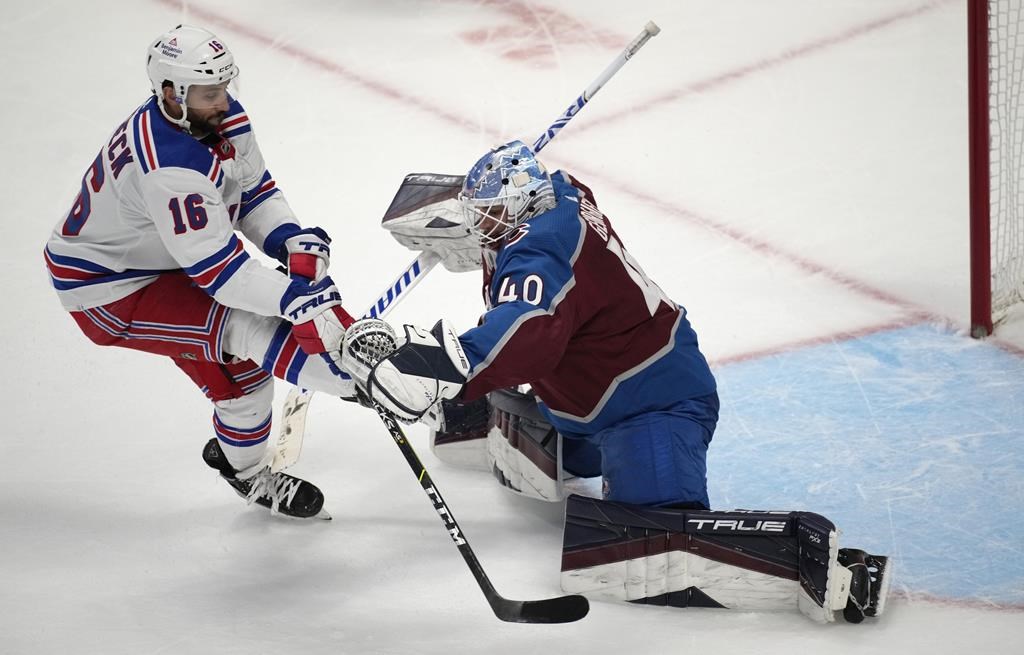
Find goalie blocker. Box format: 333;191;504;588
432;389;891;624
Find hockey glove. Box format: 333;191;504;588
284;226;332;282
344;319;469;423
280;275;355;356
341;319;399;385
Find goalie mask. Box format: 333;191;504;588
146;25;240;133
459;141;557;247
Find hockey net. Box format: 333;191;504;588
970;0;1024;336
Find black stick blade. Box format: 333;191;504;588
493;594;590;624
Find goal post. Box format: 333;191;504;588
969;0;1024;337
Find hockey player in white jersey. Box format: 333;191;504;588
45;25;357;519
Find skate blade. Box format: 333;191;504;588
272;507;332;521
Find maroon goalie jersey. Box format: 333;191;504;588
458;172;716;439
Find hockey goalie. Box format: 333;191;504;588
349;145;891;624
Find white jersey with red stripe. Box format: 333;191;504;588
45;95;298;317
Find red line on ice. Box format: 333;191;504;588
152;0;1017;358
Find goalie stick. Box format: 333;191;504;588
275;20;661;470
371;400;589;623
532;21;661;153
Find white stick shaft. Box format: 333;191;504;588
362;250;441;320
532;21;660;153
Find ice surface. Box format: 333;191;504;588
3;1;1023;653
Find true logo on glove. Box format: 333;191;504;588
286;289;342;321
296;240;329;253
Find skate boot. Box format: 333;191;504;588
202;438;330;520
838;548;891;623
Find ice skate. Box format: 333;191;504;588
202;438;331;520
838;548;891;623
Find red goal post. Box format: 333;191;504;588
969;0;1024;337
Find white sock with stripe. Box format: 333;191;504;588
212;381;274;472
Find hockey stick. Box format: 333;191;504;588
532;21;661;153
372;400;590;623
271;251;441;472
362;250;442;320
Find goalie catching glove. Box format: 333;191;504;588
342;318;469;422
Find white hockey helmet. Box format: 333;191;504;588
146;25;239;130
459;140;557;247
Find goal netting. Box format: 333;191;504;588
970;0;1024;336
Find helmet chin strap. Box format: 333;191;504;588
155;90;193;133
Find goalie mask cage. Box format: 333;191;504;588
969;0;1024;337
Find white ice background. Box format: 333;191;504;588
3;1;1023;654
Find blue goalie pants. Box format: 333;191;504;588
561;392;719;509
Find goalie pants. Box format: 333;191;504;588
560;392;718;509
68;272;354;470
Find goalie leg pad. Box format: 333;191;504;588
796;512;850;623
429;387;575;501
487;387;571;502
561;495;801;610
560;496;887;623
429;396;492;471
794;518;890;623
